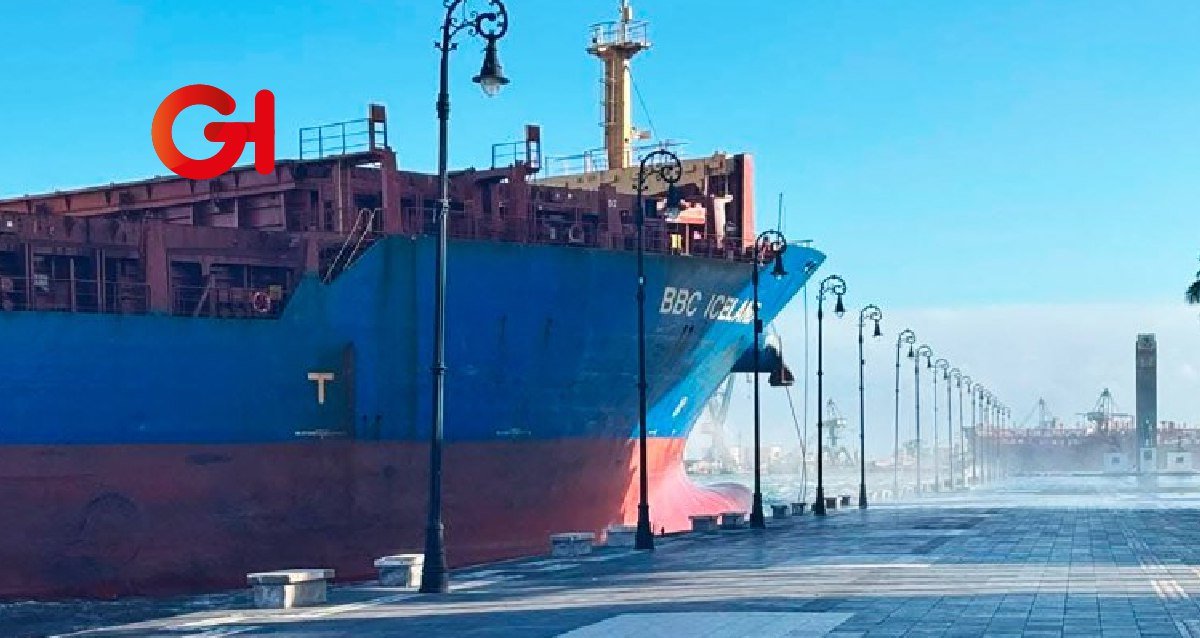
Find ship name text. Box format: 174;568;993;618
659;287;754;324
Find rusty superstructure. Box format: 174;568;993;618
0;104;758;321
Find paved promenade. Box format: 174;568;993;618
11;479;1200;637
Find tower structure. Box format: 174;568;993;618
587;1;650;170
1136;334;1158;473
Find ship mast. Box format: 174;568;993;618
587;1;650;170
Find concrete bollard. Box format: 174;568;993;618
771;504;789;520
824;496;838;510
790;502;807;516
839;495;851;507
374;554;424;587
689;514;719;533
550;532;595;557
605;525;637;548
246;569;334;609
719;511;747;530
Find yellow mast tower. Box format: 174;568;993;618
587;1;650;171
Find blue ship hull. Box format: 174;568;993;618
0;236;823;598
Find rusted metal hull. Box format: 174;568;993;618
0;438;749;599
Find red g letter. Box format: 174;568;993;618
151;85;275;180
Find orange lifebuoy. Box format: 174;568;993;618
251;291;272;314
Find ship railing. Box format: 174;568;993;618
588;19;649;50
172;285;287;319
0;276;148;314
401;206;758;263
540;141;689;178
491;139;543;172
299;117;386;160
541;149;609;177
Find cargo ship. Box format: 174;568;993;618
0;3;823;598
982;389;1200;474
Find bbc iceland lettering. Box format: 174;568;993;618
152;84;275;180
659;286;754;324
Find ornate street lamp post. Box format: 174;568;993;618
933;359;949;491
632;149;683;550
893;330;917;498
1000;405;1009;478
813;275;847;516
967;380;977;484
857;305;883;508
943;364;955;489
958;374;970;488
978;390;990;483
421;0;510;595
749;231;789;528
994;402;1002;479
914;345;933;495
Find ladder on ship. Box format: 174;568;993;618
323;207;380;283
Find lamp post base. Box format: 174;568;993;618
634;503;654;550
858;483;868;509
749;492;766;528
418;522;449;594
813;486;827;516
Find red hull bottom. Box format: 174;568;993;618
0;438;748;599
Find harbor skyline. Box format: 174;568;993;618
697;300;1200;461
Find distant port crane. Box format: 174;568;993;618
822;398;856;467
1078;388;1132;433
1018;398;1060;429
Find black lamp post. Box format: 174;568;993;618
632;149;683;550
991;395;999;482
994;402;1002;479
932;358;948;492
813;274;847;516
978;389;990;483
1000;405;1009;478
958;373;970;488
857;305;883;509
988;400;998;482
421;0;510;595
966;379;976;485
750;230;789;529
893;329;916;499
941;362;954;490
914;345;933;495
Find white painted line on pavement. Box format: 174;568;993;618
193;628;261;637
579;551;638;563
176;615;249;628
291;592;418;619
532;564;578;572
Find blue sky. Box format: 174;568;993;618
4;0;1195;309
3;1;1199;450
2;1;1197;307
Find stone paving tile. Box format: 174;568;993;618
15;482;1200;636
